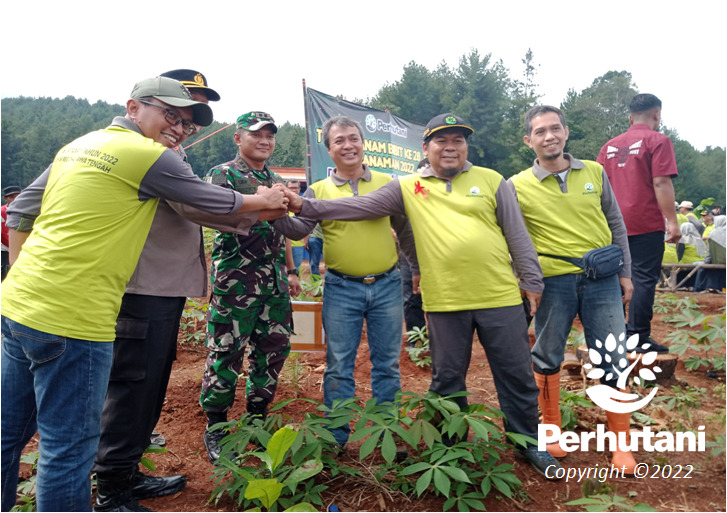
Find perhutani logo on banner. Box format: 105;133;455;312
539;333;706;453
364;114;408;138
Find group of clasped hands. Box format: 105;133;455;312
253;183;306;221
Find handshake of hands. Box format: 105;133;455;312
254;183;304;221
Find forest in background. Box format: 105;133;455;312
2;50;724;204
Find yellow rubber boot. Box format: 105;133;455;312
605;409;637;476
534;372;567;458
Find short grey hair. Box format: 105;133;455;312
322;116;364;149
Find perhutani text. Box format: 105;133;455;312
539;424;706;452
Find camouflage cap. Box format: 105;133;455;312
236;112;277;133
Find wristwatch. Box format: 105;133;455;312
287;269;299;276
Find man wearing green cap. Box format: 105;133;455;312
200;111;300;464
0;79;287;512
283;113;562;479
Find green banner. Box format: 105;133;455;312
304;87;425;184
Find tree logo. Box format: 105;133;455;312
584;182;595;192
470;186;480;195
365;114;377;133
582;333;661;414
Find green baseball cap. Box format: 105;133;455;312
236;111;277;133
130;76;214;126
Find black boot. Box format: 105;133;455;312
246;399;269;421
94;472;152;512
203;412;228;464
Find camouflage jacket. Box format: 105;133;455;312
205;155;288;297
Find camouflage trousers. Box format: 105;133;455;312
199;293;292;414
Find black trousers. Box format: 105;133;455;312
399;254;425;332
1;250;9;281
93;294;186;475
626;232;664;340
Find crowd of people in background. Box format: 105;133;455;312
1;74;725;513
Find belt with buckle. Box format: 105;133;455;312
327;265;397;285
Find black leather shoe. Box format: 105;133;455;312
95;476;153;512
203;428;226;464
129;469;186;500
633;337;669;354
94;495;152;512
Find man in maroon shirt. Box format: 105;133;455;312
597;94;680;353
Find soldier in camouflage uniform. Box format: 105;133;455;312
200;112;301;464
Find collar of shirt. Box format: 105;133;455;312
628;123;653;133
530;153;586;182
232;154;272;178
111;116;144;135
329;164;373;186
419;160;473;180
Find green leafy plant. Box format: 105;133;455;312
705;408;726;456
211;424;323;511
366;391;526;511
652;293;700;315
651;385;706;427
567;493;656;512
566;326;586;351
560;389;594;430
210;392;527;513
280;353;307;398
209;400;357;510
664;308;725;373
294;275;324;301
140;444;169;472
178;298;208;345
405;326;431;368
202;226;216;254
11;451;38;512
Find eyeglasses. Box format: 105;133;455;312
138;100;198;135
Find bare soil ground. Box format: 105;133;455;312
16;288;726;512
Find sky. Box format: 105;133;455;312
2;1;724;152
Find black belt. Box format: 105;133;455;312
327;265;397;285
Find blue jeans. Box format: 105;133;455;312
322;270;403;444
292;246;306;270
307;237;324;276
532;273;625;384
1;316;113;512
